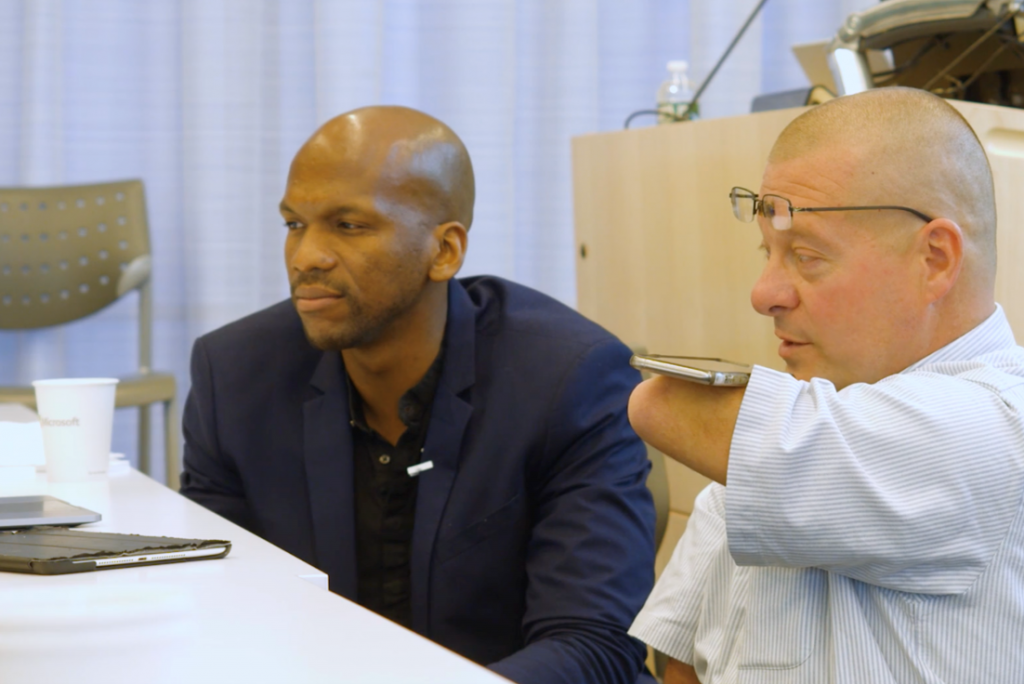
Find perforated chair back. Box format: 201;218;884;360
0;180;178;488
0;180;151;330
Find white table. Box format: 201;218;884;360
0;469;510;684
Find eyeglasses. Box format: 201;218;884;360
729;187;934;231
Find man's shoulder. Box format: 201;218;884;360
194;299;317;365
905;306;1024;395
906;342;1024;402
458;275;621;353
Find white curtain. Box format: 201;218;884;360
0;0;874;481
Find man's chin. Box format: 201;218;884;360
785;361;857;389
298;313;387;352
786;368;813;383
784;359;821;384
298;318;352;351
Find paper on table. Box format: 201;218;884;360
0;404;39;423
0;465;37;485
108;453;131;477
0;404;45;468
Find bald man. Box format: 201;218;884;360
179;106;656;684
627;88;1024;683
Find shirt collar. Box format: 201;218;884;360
346;345;446;435
903;304;1018;373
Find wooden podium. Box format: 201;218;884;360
572;101;1024;572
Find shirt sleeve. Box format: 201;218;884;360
628;484;728;665
726;364;1024;594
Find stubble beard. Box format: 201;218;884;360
291;239;435;352
296;282;428;352
297;296;390;351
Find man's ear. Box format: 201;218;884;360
920;218;964;303
428;221;468;282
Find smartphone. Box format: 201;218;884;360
630;354;751;386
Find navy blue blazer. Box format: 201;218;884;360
180;276;656;684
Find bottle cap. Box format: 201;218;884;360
667;60;689;73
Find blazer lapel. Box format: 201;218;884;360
410;281;476;635
303;350;359;599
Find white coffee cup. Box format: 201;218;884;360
32;378;119;482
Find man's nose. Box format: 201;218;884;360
750;260;798;317
289;225;338;272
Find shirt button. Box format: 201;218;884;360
378;454;391;465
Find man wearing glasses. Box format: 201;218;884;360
626;87;1024;683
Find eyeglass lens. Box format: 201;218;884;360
762;195;792;231
730;188;756;223
730;189;793;230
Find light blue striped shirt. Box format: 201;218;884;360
630;306;1024;683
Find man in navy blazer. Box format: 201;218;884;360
180;106;656;684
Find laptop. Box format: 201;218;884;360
0;495;102;529
0;526;231;574
791;40;895;94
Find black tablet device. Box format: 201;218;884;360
0;527;231;575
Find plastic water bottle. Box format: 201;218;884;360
656;60;698;124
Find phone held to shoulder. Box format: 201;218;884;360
630;354;751;387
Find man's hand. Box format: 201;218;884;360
664;657;701;684
627;376;745;484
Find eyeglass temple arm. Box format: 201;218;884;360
793;206;935;223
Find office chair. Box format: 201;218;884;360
646;443;670;554
0;180;178;488
641;439;672;682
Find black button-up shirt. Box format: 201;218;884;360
348;351;443;628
